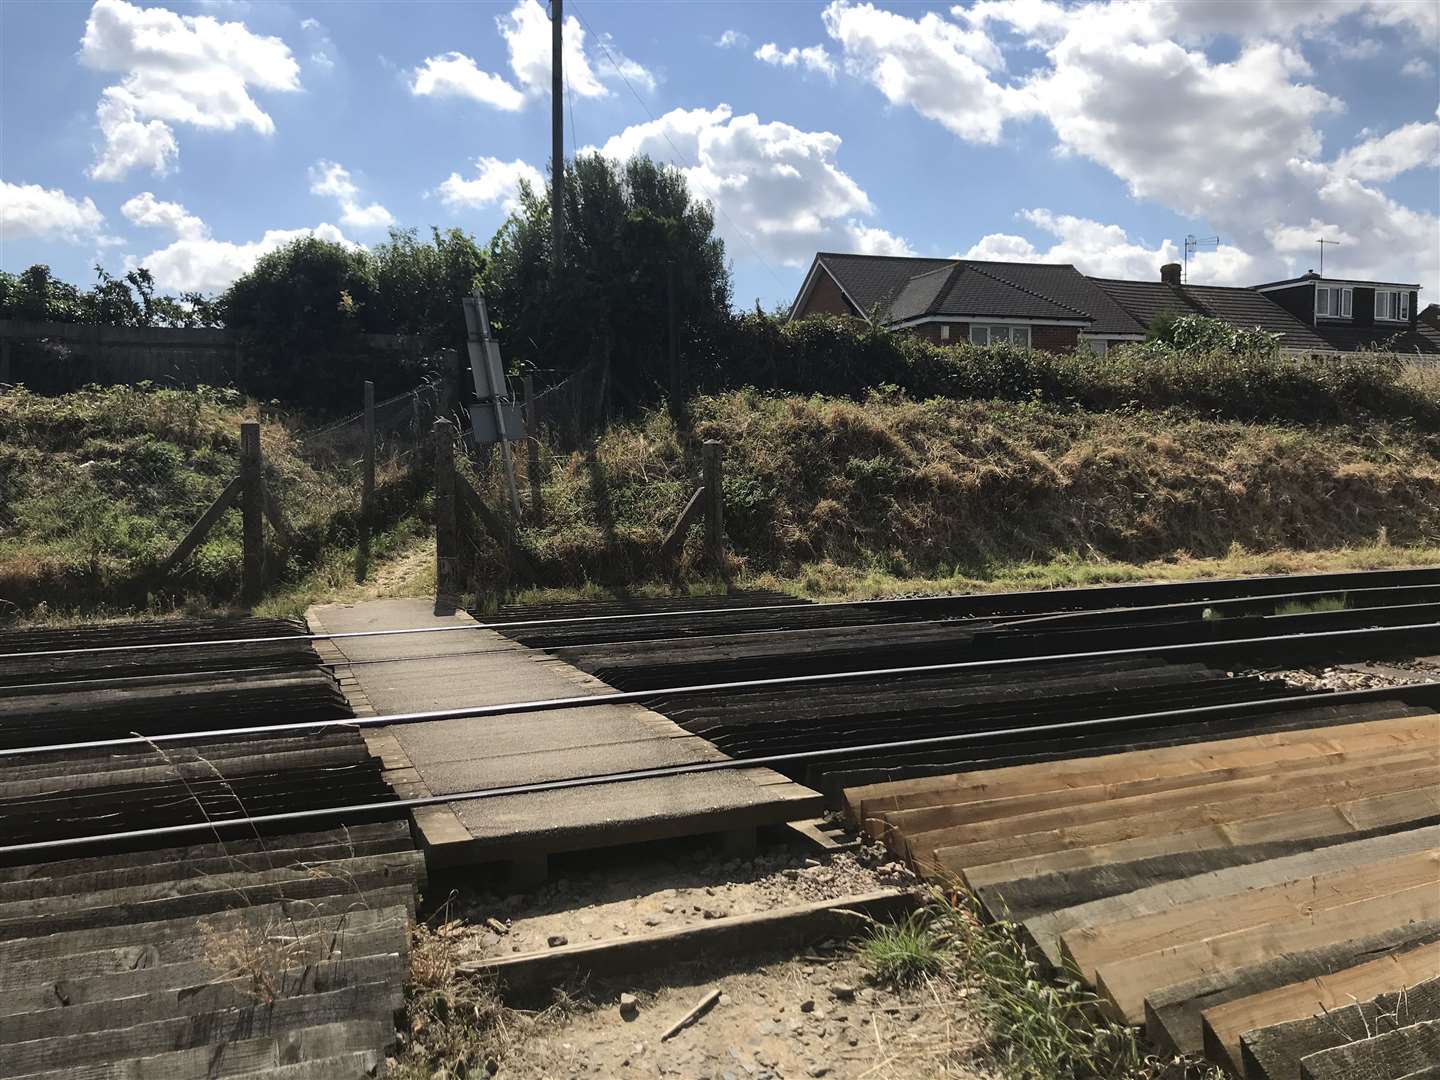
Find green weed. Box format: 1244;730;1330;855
855;909;947;986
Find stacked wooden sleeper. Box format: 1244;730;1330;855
844;707;1440;1078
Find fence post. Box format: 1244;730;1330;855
358;380;375;580
523;373;544;524
240;420;264;605
434;419;459;604
702;439;724;568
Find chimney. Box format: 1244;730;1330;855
1160;263;1182;287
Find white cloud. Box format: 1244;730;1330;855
1331;122;1440;182
755;42;838;79
123;194;359;292
590;104;911;266
308;160;395;230
717;30;749;49
409;51;526;110
411;0;655;113
822;1;1017;143
436;156;545;212
0;181;107;243
1401;57;1435;79
966;208;1257;284
823;0;1439;293
80;0;301;180
120;191;206;240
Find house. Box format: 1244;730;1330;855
789;252;1440;355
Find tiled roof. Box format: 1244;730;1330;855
931;263;1089;322
889;264;956;321
1184;285;1330;350
815;253;954;315
1089;279;1204;331
976;264;1142;335
1306;322;1440;355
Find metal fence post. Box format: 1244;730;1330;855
702;439;724;567
240;421;263;605
358;380;375;580
434;419;459;603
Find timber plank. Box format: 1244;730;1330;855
901;751;1439;866
935;773;1440;881
0;954;403;1043
1143;922;1440;1058
1024;825;1440;965
1218;954;1440;1078
1061;849;1440;984
1095;881;1440;1025
877;740;1437;843
843;711;1440;822
0;920;409;1014
1300;1020;1440;1080
0;982;402;1076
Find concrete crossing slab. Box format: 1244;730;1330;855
307;599;821;874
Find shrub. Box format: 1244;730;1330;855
705;314;1437;428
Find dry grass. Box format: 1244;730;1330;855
463;391;1440;594
391;916;579;1079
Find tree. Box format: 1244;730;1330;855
484;152;731;412
369;227;487;346
0;264;221;327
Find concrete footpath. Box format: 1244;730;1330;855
307;598;821;879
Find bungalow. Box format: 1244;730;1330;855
789;253;1440;355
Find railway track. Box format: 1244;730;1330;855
0;567;1435;1077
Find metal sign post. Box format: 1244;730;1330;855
461;292;523;518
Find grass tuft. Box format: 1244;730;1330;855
1274;593;1349;616
855;909;947;986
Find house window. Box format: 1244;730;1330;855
1315;285;1352;319
1081;338;1108;357
1375;289;1409;321
940;324;950;341
970;324;1032;348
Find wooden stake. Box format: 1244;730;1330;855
240;420;264;605
659;487;705;562
434;419;459;603
660;988;721;1041
358;379;375;581
153;474;244;585
702;440;724;568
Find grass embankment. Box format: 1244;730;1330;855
0;385;426;616
478;381;1440;597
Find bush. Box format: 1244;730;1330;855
705;314;1437;428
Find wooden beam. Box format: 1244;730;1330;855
434;419;459;603
659;487;705;562
454;473;538;580
261;481;294;549
239;421;263;605
151;475;244;586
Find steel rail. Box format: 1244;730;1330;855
2;681;1435;858
3;619;1438;759
5;567;1437;661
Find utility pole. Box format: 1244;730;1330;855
551;0;565;273
1317;237;1339;276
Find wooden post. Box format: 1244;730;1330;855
434;418;459;604
240;421;264;605
702;439;723;568
358;380;375;580
524;373;543;524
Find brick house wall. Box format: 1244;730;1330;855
795;269;858;318
1031;325;1080;353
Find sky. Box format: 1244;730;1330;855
2;0;1438;314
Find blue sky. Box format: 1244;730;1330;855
2;0;1438;311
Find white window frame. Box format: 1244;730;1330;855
1374;288;1408;322
970;324;1031;348
940;324;951;341
1315;285;1352;320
